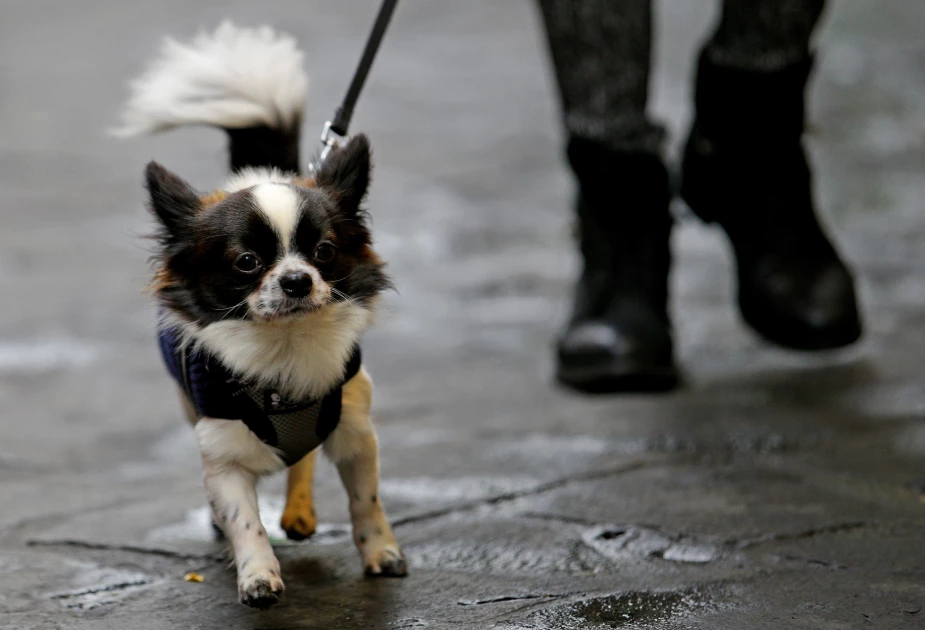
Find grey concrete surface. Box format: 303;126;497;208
1;1;924;628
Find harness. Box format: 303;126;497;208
158;328;361;466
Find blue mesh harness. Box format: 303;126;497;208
158;327;361;466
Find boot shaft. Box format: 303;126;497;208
566;136;672;319
692;50;813;145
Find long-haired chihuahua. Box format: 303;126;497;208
115;23;406;608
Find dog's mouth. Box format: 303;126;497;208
249;298;328;322
246;279;347;322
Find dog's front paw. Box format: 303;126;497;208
280;506;316;541
364;545;408;578
238;570;285;609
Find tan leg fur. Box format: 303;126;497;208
324;367;406;576
280;450;318;540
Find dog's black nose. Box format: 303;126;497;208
280;271;313;298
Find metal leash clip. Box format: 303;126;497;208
312;121;347;172
310;0;398;172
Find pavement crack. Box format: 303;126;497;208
730;521;866;549
51;578;154;600
26;539;225;563
458;591;581;606
392;461;648;528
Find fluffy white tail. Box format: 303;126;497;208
113;22;307;137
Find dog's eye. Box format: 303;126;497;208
233;253;261;273
314;242;336;263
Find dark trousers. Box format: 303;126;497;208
537;0;826;154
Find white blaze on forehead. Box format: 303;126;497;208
252;183;300;249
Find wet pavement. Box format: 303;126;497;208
1;1;924;628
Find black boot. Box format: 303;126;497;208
681;52;862;350
556;137;679;393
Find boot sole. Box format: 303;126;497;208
740;298;863;351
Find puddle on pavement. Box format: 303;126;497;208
582;525;719;565
498;587;718;629
146;498;350;546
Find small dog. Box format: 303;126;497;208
116;23;406;608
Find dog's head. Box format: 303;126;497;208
146;135;389;325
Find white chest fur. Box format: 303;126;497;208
191;301;374;400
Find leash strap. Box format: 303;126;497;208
315;0;399;167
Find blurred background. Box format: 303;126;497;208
1;1;923;628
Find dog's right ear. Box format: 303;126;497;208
145;161;201;235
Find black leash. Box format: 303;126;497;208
313;0;400;168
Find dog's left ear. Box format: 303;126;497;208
314;134;371;215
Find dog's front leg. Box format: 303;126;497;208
203;460;284;607
324;368;407;577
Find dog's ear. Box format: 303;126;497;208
314;134;371;215
145;161;201;234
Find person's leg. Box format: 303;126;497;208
681;0;862;350
537;0;663;154
538;0;678;393
709;0;826;71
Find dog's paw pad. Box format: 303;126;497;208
239;576;284;609
281;513;316;541
365;548;408;578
